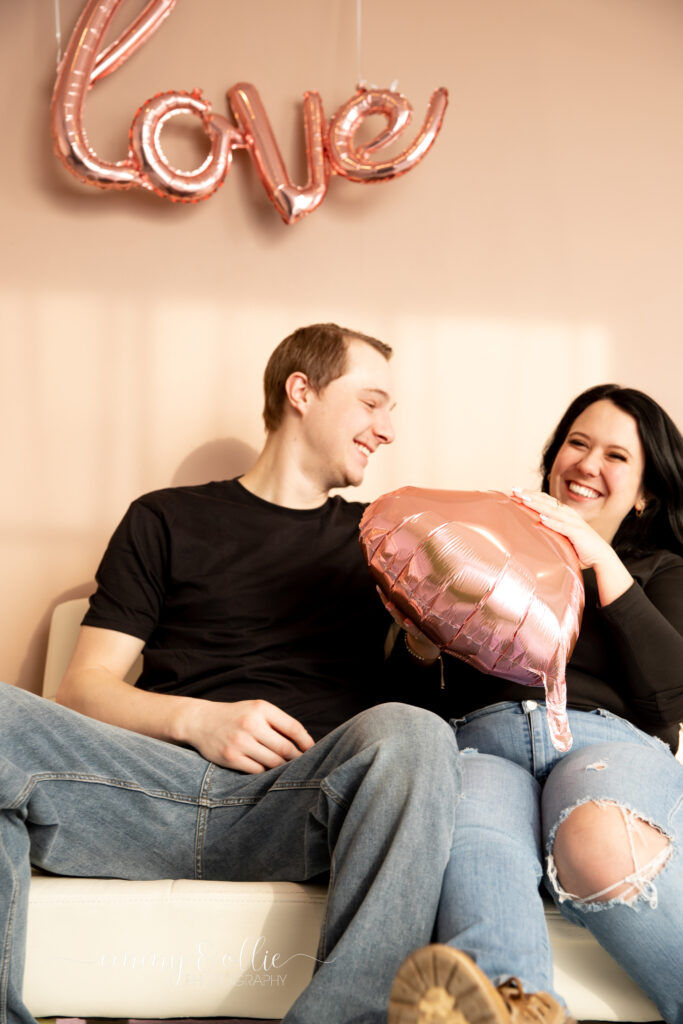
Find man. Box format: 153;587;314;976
56;323;401;761
0;323;460;1024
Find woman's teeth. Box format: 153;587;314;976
567;482;600;499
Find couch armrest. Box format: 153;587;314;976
43;597;141;699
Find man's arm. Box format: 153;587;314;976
56;626;314;772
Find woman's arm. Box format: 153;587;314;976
513;491;683;728
598;555;683;727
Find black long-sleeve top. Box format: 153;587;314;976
394;549;683;751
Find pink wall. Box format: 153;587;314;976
3;0;683;693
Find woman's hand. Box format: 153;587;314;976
511;489;634;606
511;489;610;568
376;587;442;664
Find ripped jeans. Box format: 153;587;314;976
436;700;683;1023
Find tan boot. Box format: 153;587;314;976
496;978;574;1024
388;945;576;1024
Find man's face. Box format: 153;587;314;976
303;338;396;490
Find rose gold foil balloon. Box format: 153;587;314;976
130;90;243;202
52;0;238;201
326;86;448;182
360;488;584;752
228;84;329;224
51;0;177;189
90;0;177;84
51;0;449;220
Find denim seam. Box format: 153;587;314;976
203;781;324;808
452;701;521;726
315;834;334;963
204;797;259;807
11;774;286;812
10;773;296;810
8;774;208;809
0;831;16;1024
269;780;324;792
318;779;351;811
194;762;216;880
524;703;540;781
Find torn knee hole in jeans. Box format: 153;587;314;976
547;800;674;910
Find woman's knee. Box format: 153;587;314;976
549;799;672;907
440;751;542;863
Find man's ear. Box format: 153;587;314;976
284;371;314;417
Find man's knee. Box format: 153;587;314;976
353;701;454;749
338;703;459;795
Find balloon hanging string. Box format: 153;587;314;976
54;0;63;65
356;0;398;92
51;1;398;90
356;0;364;86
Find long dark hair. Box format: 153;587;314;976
541;384;683;558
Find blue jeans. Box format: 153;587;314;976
437;700;683;1024
0;683;462;1024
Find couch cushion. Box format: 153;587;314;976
25;876;661;1021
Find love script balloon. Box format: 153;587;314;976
359;488;585;751
51;0;448;223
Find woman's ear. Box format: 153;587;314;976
634;491;651;517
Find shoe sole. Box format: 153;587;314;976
388;945;509;1024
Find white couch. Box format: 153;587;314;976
25;598;673;1022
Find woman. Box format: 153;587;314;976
389;385;683;1024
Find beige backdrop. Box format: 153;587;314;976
2;0;683;693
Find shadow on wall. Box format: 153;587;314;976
17;437;259;696
171;437;258;487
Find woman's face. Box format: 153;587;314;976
548;399;647;543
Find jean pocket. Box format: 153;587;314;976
451;700;521;729
592;707;670;753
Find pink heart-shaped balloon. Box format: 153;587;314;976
359;487;584;751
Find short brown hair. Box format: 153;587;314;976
262;323;392;432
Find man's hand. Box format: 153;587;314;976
58;626;315;774
177;698;315;773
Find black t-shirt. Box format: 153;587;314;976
391;549;683;750
83;479;390;740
